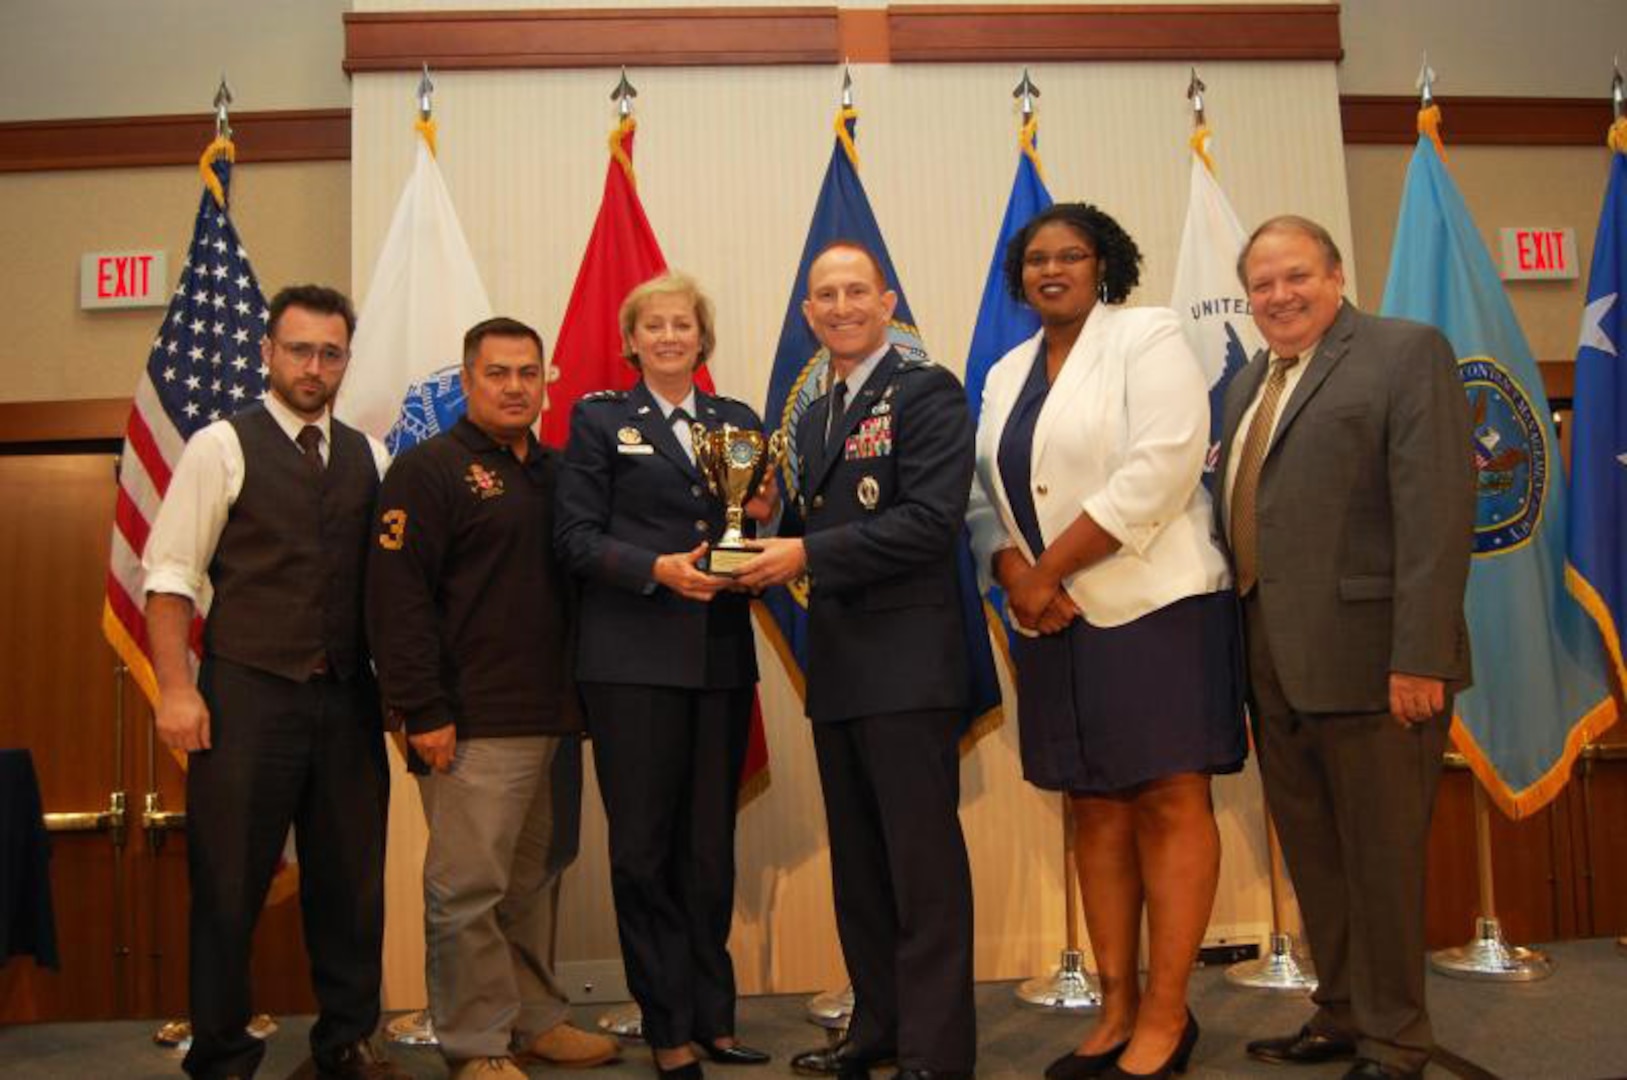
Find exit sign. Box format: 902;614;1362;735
1499;228;1578;281
80;250;168;309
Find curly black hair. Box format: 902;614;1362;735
1002;202;1143;306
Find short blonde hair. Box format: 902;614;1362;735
618;271;717;370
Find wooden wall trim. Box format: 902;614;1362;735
1341;96;1613;147
888;3;1342;63
0;110;350;174
342;7;841;71
0;400;131;445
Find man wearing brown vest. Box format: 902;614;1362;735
144;285;404;1080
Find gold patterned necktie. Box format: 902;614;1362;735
1229;354;1300;596
296;424;325;473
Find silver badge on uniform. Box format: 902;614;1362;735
857;475;880;510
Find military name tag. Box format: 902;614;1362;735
617;443;655;455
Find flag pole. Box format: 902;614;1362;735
997;68;1098;1014
1402;69;1552;981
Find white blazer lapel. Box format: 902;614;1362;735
1031;303;1110;478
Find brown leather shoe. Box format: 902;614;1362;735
451;1058;529;1080
317;1038;412;1080
1246;1026;1358;1065
518;1022;622;1068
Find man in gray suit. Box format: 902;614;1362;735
1216;216;1474;1080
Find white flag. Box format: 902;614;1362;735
337;133;492;449
1169;135;1262;475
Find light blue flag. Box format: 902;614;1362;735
964;120;1052;649
1381;134;1616;817
1566;142;1627;697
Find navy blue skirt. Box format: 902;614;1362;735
1009;589;1247;795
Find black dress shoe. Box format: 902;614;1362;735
1044;1040;1128;1080
1342;1059;1423;1080
657;1061;705;1080
1247;1026;1358;1065
316;1038;410;1080
1101;1010;1199;1080
791;1042;895;1077
702;1041;772;1066
891;1070;974;1080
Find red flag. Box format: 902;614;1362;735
546;117;770;801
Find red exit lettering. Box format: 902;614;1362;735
1515;230;1567;273
95;254;154;299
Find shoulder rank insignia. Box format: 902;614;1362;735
581;389;627;403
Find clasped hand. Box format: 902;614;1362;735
994;548;1080;635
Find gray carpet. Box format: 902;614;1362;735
3;939;1624;1080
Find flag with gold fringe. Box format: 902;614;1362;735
1380;107;1617;817
1565;116;1627;697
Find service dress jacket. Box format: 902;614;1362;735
787;348;975;723
556;380;760;690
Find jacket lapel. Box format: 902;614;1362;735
630;381;700;481
1268;301;1357;456
1031;305;1107;477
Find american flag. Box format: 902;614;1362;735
102;142;268;703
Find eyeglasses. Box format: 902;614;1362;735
273;339;349;366
1023;249;1096;270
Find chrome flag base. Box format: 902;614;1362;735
598;1003;645;1039
806;984;855;1030
385;1009;438;1046
1015;948;1102;1011
1226;932;1318;992
1430;916;1553;981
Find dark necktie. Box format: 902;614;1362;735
670;408;695;463
824;381;849;461
1229;354;1300;595
296;424;325;473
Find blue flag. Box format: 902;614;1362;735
1381;133;1617;817
1567;143;1627;698
963;120;1052;655
757;105;1002;738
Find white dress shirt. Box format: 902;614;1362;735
1221;341;1319;531
655;387;699;463
825;342;890;441
142;393;390;609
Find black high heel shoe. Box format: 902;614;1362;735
702;1040;772;1066
1043;1039;1128;1080
1100;1011;1199;1080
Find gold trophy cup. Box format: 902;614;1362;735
690;422;788;576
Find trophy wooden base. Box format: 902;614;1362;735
706;544;761;577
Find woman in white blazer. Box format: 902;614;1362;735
967;204;1245;1080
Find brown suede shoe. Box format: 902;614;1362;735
451;1057;529;1080
518;1022;623;1068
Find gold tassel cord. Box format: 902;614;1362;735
415;115;438;158
1417;103;1447;161
197;135;236;209
609;115;637;186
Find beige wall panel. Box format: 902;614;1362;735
358;58;1346;993
0;162;349;403
1345;143;1607;362
1338;0;1627;97
0;0;351;122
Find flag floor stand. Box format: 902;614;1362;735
153;1015;277;1049
385;1009;438;1046
1227;814;1317;992
1429;784;1552;982
1016;795;1102;1012
597;1003;644;1039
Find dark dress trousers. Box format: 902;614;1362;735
555;381;759;1049
787;349;977;1073
1214;302;1474;1074
187;405;388;1080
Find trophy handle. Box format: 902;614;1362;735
691;421;721;498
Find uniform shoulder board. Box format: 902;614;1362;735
896;357;936;372
580;389;627;403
